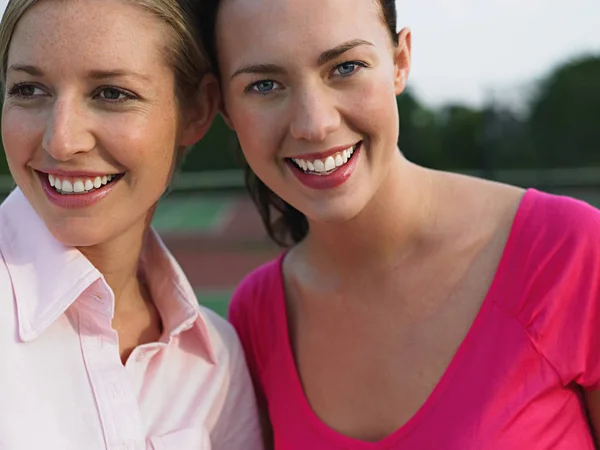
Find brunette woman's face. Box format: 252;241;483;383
217;0;411;224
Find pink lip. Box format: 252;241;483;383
288;142;358;161
37;171;122;209
288;141;362;190
43;169;120;178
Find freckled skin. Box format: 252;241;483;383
2;0;191;249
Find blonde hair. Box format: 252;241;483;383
0;0;210;104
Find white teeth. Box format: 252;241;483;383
335;154;343;167
291;143;359;175
48;173;119;194
313;159;325;172
73;180;85;193
324;156;335;171
62;180;74;193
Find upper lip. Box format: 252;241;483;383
287;141;361;160
36;169;122;177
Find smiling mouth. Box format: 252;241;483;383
46;172;124;195
287;141;361;176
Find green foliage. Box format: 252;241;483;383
529;55;600;168
181;115;241;172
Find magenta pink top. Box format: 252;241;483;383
229;189;600;449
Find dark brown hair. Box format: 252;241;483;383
198;0;398;246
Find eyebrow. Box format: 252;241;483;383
230;39;374;80
317;39;374;66
6;64;43;76
88;69;151;82
6;65;150;81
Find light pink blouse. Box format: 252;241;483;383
0;189;263;450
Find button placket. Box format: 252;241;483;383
77;291;146;450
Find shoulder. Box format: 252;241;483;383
512;190;600;273
524;189;600;235
228;254;285;326
226;254;286;382
0;243;15;306
199;305;243;358
503;189;600;328
504;190;600;388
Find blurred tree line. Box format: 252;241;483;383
0;55;598;176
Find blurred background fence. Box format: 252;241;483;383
1;54;599;316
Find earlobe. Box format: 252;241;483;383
179;73;220;146
394;27;412;96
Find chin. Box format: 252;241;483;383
303;198;368;226
43;218;112;249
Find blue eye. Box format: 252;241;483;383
94;87;137;103
249;80;279;94
333;61;365;77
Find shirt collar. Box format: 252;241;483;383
0;189;216;363
0;189;102;342
139;228;217;363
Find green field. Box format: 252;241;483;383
152;195;235;233
197;290;232;317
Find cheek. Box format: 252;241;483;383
229;104;280;165
342;76;399;142
1;109;44;167
104;112;178;173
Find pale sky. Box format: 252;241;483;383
1;0;598;108
397;0;600;108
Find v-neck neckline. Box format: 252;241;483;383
271;188;536;448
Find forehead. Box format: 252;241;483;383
7;0;170;75
217;0;390;70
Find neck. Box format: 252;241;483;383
77;210;154;313
302;152;440;273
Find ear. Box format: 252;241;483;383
393;27;412;96
178;73;220;146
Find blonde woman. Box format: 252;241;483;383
0;0;262;448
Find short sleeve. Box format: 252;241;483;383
513;193;600;390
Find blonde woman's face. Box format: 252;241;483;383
1;0;203;247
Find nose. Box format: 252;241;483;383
42;97;95;161
289;88;341;142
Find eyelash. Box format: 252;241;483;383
5;83;139;104
331;60;368;77
6;82;46;98
92;86;138;103
244;60;368;95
